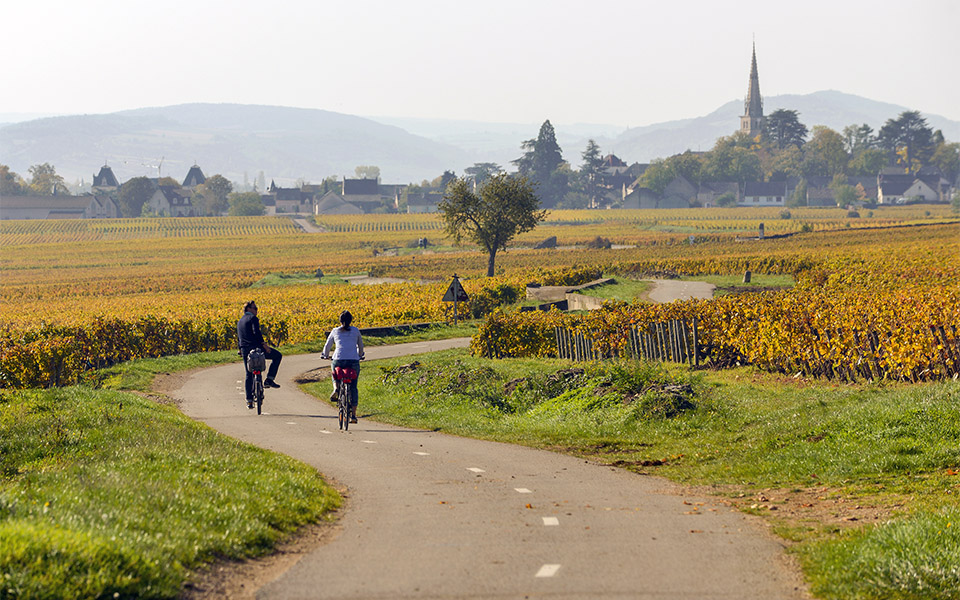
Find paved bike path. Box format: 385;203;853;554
173;339;806;599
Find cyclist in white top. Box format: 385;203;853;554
321;311;365;422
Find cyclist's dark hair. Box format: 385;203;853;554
339;310;353;331
243;300;257;313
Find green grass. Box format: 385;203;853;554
0;386;339;599
310;350;960;600
804;507;960;600
96;350;242;393
573;278;654;302
680;273;795;293
251;272;368;287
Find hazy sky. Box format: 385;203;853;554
3;0;957;126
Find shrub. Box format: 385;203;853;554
467;283;521;319
471;309;558;358
586;236;612;249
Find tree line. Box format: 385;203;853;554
636;110;958;204
436;111;958;210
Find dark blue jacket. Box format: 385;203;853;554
237;311;264;349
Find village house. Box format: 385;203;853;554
805;186;837;207
592;157;645;208
876;170;942;205
406;190;444;214
697;181;740;207
379;183;406;210
805;186;836;207
0;194;119;219
848;176;878;203
741;181;787;207
661;176;697;208
147;186;195;217
621;186;660;209
341;178;384;213
313;192;363;215
264;182;314;214
914;167;954;202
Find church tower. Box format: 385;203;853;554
740;43;764;137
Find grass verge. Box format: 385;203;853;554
572;278;654;302
681;273;795;294
0;386;339;599
303;349;960;600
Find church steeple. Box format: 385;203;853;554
740;43;764;137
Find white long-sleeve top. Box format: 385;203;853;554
323;326;364;360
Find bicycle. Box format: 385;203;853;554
322;355;361;431
333;365;356;430
246;348;267;415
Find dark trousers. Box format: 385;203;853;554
332;359;360;407
242;347;282;400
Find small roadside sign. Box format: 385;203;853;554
442;274;469;325
442;275;469;302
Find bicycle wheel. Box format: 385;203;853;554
339;383;349;431
255;375;264;415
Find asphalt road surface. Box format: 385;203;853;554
173;340;805;599
646;280;716;303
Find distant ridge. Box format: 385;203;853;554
1;93;956;186
380;91;959;166
0;104;469;185
607;90;960;163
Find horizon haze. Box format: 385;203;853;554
1;0;957;129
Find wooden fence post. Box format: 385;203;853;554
692;317;700;367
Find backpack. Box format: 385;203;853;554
246;348;267;372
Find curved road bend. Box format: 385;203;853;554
174;339;804;599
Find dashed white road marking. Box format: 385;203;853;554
319;430;332;434
413;452;430;456
467;467;485;473
362;440;377;444
542;517;560;526
536;564;561;578
515;488;533;494
286;422;297;425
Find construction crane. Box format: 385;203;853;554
141;156;164;179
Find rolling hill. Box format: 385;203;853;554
1;92;956;187
0;104;469;186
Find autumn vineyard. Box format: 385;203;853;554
1;208;958;387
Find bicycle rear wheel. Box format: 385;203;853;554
255;375;264;415
339;383;349;430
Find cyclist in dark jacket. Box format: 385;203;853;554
237;300;282;406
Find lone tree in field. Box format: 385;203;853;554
438;174;546;277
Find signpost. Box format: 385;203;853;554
442;274;469;324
